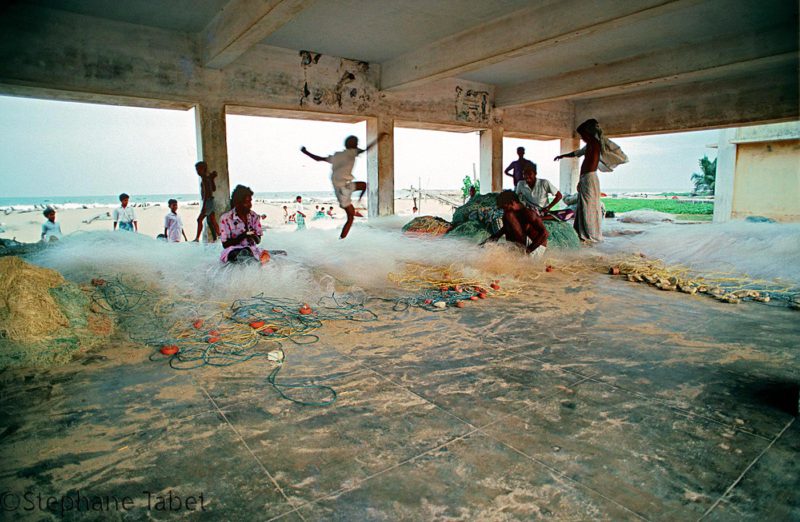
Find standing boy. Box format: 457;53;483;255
294;195;306;230
113;193;137;232
41;207;62;242
300;132;387;239
164;199;188;242
193;161;221;242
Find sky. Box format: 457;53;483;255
0;95;719;198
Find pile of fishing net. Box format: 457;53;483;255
447;192;581;249
0;257;113;367
402;215;452;236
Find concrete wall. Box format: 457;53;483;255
714;122;800;223
731;140;800;222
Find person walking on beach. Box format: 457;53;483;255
113;193;137;232
300;132;388;239
193;161;221;242
554;119;627;243
164;199;188;242
41;207;62;242
219;185;269;264
504;147;536;188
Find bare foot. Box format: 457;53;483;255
260;251;271;264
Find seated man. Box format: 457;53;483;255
515;164;572;221
480;191;548;258
219;185;270;264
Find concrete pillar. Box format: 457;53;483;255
479;126;503;193
366;116;395;217
713;128;737;223
559;137;581;195
194;103;231;228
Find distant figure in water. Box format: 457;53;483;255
554;119;628;243
41;207;62;242
193;161;221;242
300;132;388;239
327;206;335;218
113;193;137;232
282;205;289;224
219;185;269;265
480;190;548;258
164;199;188;242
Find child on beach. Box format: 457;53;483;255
193;161;221;242
113;193;137;232
294;195;306;230
219;185;269;264
164;199;188;242
41;207;62;242
283;205;289;224
327;206;335;218
300;132;388;239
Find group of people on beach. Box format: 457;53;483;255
40;119;623;263
481;118;627;256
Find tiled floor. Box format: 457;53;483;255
1;276;798;520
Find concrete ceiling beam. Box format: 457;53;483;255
201;0;315;69
574;68;799;136
495;28;798;108
379;0;703;91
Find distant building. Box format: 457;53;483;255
714;122;800;223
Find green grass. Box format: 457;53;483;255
602;198;714;215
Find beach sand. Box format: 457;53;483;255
0;197;458;244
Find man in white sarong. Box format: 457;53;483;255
554;119;627;242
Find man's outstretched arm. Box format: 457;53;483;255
357;132;389;155
300;146;327;162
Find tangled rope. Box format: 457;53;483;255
90;278;380;406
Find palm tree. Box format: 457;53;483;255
691;156;717;195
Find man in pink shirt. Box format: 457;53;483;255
218;185;269;264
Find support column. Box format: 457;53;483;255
366;116;394;217
713;128;738;223
194;103;230;236
559;137;581;195
479;126;503;193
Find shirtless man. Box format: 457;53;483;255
480;190;548;257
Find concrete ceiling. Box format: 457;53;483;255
261;0;536;63
15;0;799;113
28;0;229;33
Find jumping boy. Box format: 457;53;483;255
300;132;388;239
164;199;188;242
41;207;62;242
480;190;548;258
193;161;221;242
113;193;137;232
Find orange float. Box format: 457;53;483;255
160;345;179;355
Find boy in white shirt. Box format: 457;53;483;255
41;207;62;242
294;195;306;230
300;132;387;239
164;199;188;242
113;193;138;232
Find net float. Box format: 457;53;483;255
192;319;204;329
299;304;313;315
160;345;179;356
250;321;265;329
